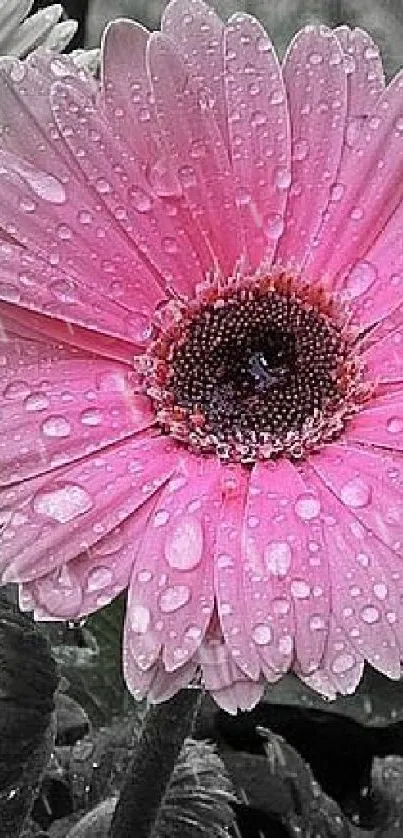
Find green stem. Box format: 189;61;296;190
109;688;202;838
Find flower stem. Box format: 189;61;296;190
109;688;202;838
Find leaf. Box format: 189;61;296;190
257;726;351;837
0;595;58;838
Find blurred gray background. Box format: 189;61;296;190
84;0;403;77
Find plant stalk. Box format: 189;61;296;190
109;688;202;838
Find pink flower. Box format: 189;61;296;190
0;0;402;714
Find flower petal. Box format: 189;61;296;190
125;456;220;673
277;26;347;268
224;13;290;270
162;0;228;145
361;305;403;385
301;618;364;697
310;443;403;556
303;458;402;679
51;80;203;299
245;460;330;676
308;70;403;284
0;434;177;583
345;392;403;451
147;31;242;276
199;635;264;713
0;336;154;485
334;26;385;119
19;495;157;620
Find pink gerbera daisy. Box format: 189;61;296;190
0;0;403;715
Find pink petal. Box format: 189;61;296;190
0;301;137;364
224;13;290;270
0;60;168;324
345;392;403;451
124;456;221;673
20;495;158;620
0;434;177;583
0;337;154;485
0;240;160;351
147;32;242;276
101;19;213;278
51;80;203;300
276;26;347;268
123;649;197;704
214;467;261;681
243;461;330;676
198;634;264;713
302;459;402;679
361;305;403;384
162;0;228;146
301;618;364;697
307;70;403;284
334;27;385;120
310;443;403;557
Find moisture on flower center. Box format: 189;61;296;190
140;271;368;463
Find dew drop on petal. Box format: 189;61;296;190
294;494;321;521
25;393;50;412
344;261;377;300
387;417;403;435
264;541;292;576
332;652;356;674
81;408;103;427
41;416;71;438
129;187;152;213
361;605;380;624
252;624;272;646
165;519;203;571
33;484;93;523
159;584;191;613
290;579;311;599
86;566;114;591
131;604;151;633
340;477;372;508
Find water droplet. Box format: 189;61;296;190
129;187;152;213
387;417;403;434
154;510;170;527
290;579;311;599
330;182;345;202
251;110;267;128
86;566;114;591
264;541;292;577
340;477;372;508
81;408;103;427
344;261;377;299
361;605;380;624
332;652;355;674
159;584;191;613
274;168;292;190
309;614;326;631
42;415;71;438
95;177;112;194
185;625;202;640
131;603;151;633
165;518;203;571
309;52;323;65
137;569;153;583
4;381;30;399
252;624;272;645
24;393;50;412
33;484;93;523
264;213;284;240
373;582;388;600
293;139;309;161
294;495;321;521
56;223;72;240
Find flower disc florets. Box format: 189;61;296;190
138;270;369;464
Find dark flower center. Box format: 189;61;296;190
141;272;368;463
